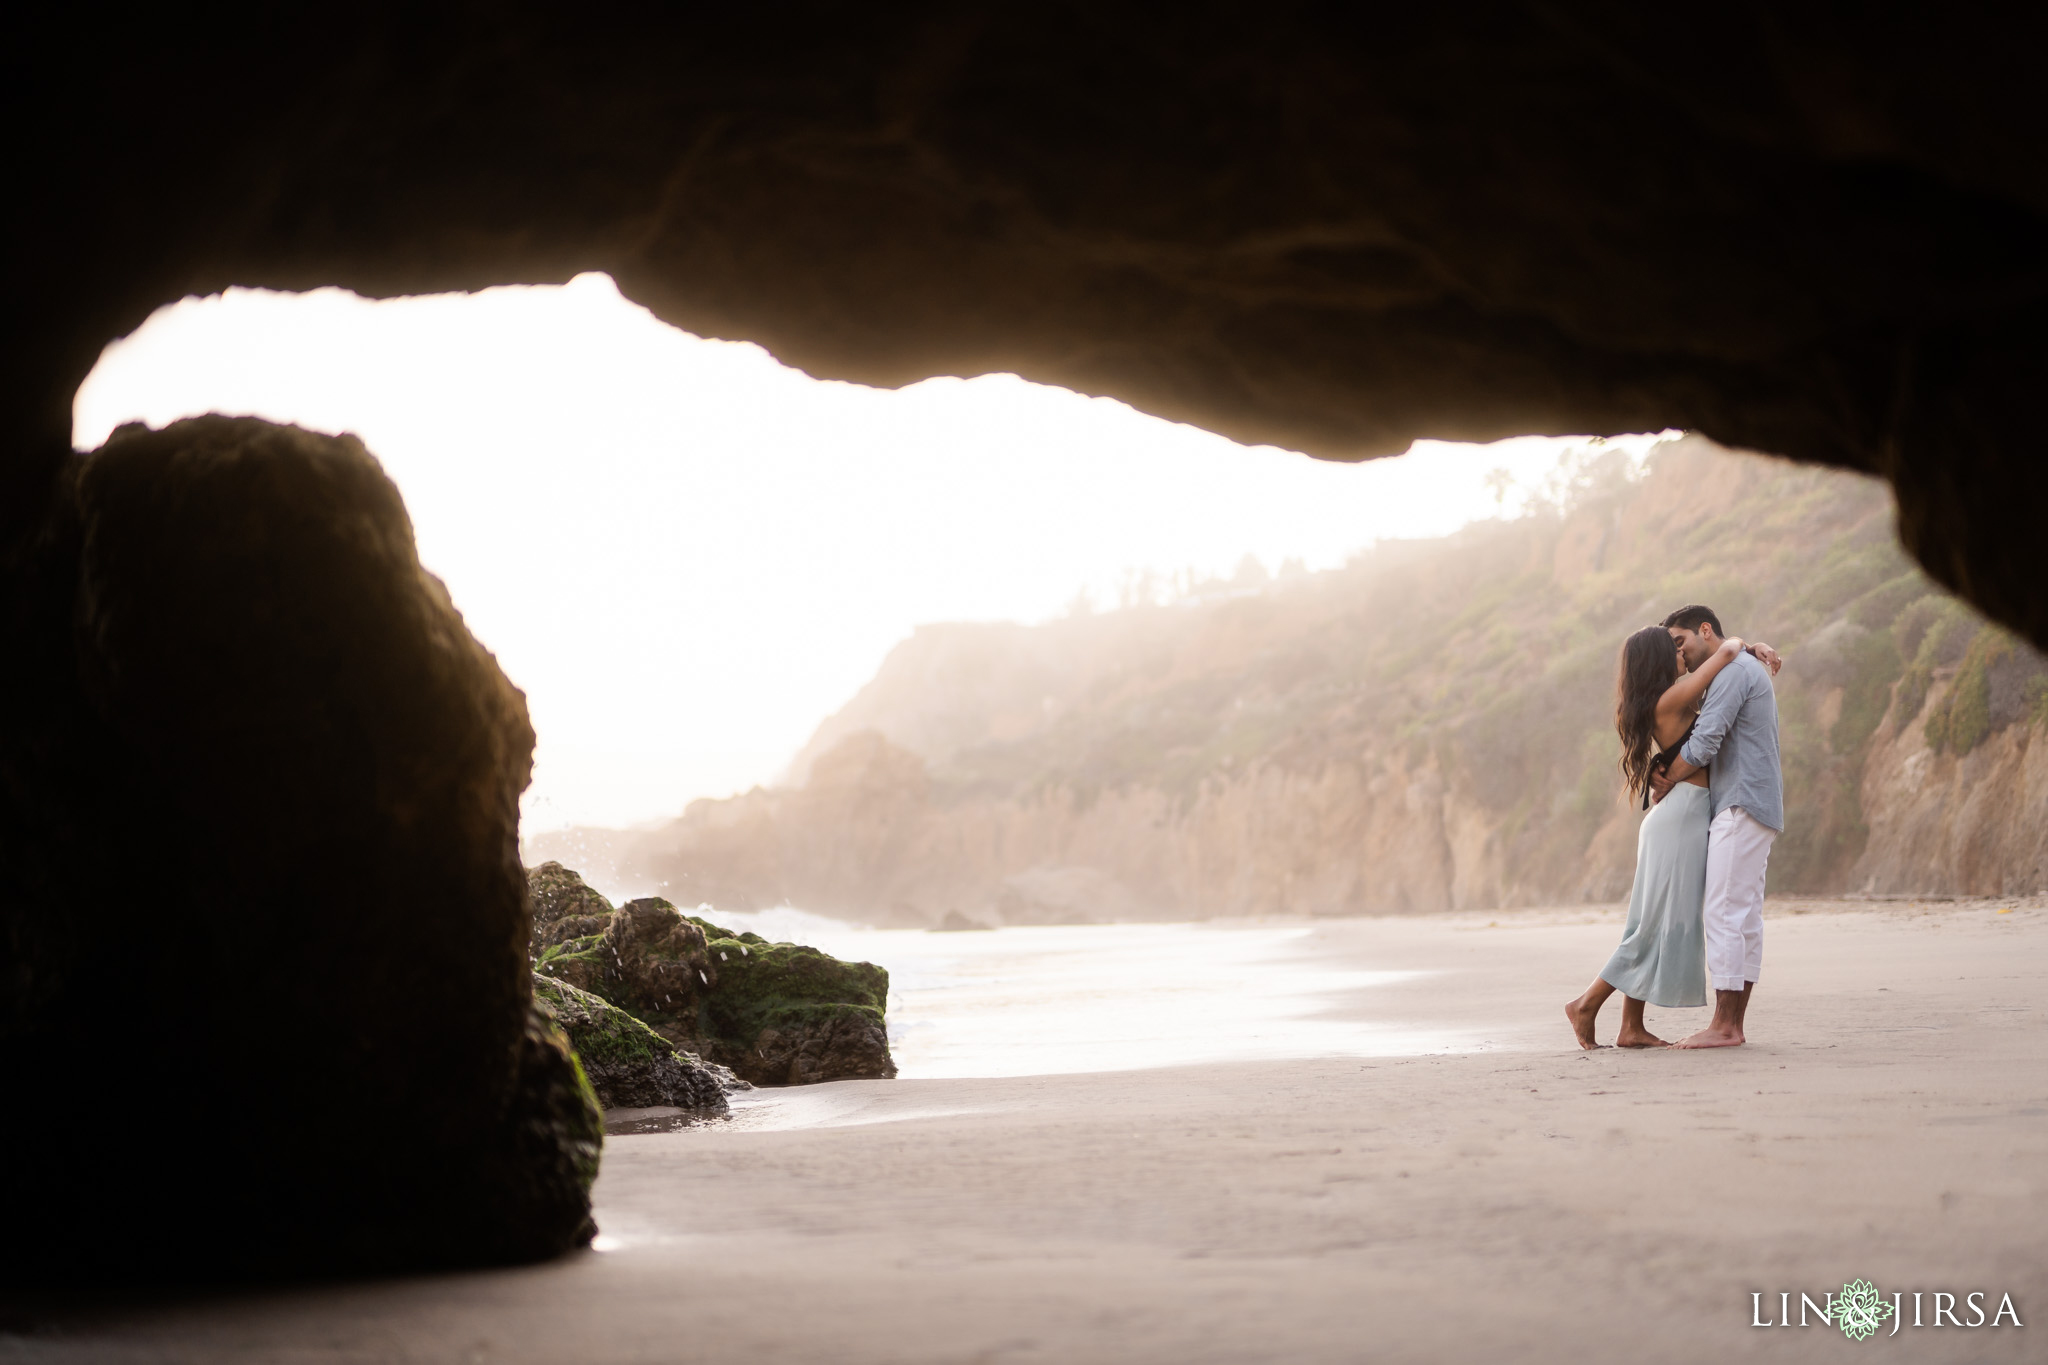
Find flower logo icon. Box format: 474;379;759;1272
1835;1279;1894;1341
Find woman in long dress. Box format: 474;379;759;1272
1563;626;1767;1049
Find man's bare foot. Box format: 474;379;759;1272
1564;999;1607;1050
1615;1026;1670;1049
1674;1024;1744;1049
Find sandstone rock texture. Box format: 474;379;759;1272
1855;676;2048;896
0;418;600;1280
530;863;895;1087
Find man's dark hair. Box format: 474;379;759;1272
1662;604;1723;637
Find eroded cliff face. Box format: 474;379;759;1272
635;743;1496;922
1855;680;2048;896
554;440;2047;921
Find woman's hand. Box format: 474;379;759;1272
1745;641;1782;675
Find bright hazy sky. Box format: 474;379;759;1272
75;272;1673;831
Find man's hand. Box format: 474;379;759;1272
1747;642;1782;676
1652;752;1701;804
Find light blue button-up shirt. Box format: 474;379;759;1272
1680;649;1784;833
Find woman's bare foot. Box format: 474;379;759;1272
1615;1025;1670;1048
1564;998;1606;1050
1674;1023;1744;1049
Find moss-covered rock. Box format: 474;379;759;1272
601;896;719;1020
533;973;738;1109
535;931;609;996
530;886;718;1032
522;865;895;1087
510;1000;605;1220
529;860;617;951
691;918;896;1085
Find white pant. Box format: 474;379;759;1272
1705;806;1775;991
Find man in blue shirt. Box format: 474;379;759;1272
1650;604;1783;1049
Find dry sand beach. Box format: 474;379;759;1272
7;899;2043;1363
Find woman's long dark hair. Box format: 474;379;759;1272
1615;625;1679;802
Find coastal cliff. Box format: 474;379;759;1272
538;439;2047;919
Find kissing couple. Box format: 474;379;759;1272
1566;605;1785;1050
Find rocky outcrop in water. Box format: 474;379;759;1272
691;921;896;1086
1;417;600;1281
530;862;895;1086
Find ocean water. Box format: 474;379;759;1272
699;908;1476;1079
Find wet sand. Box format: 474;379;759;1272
7;900;2044;1362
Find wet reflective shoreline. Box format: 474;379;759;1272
602;1106;732;1135
663;911;1473;1081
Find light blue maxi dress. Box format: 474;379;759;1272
1600;781;1710;1007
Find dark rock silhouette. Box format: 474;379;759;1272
0;417;599;1280
10;10;2047;650
531;863;896;1087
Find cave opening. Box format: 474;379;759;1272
8;8;2045;1323
74;274;1675;846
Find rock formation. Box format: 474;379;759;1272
532;974;738;1111
530;863;895;1087
530;858;620;950
691;924;896;1086
556;440;2047;917
1854;651;2048;896
12;11;2047;653
0;418;600;1280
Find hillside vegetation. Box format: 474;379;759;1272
540;439;2048;920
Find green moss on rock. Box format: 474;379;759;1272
533;973;736;1110
528;861;617;952
519;1001;605;1199
596;898;716;1026
520;865;896;1089
535;932;609;996
690;917;896;1085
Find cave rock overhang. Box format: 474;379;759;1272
13;8;2048;647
